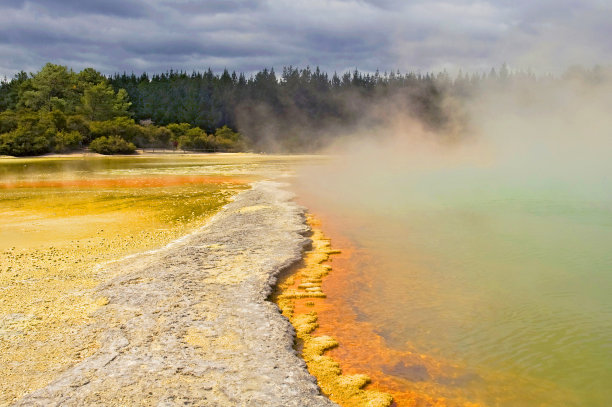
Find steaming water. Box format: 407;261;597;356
294;159;612;406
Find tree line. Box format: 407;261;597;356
1;63;609;155
0;63;244;156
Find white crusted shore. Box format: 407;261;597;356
14;181;337;407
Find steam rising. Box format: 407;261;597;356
295;67;612;209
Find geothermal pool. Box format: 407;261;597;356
293;157;612;406
2;152;610;406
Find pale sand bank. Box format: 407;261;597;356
13;181;336;406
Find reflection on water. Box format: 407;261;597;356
0;154;311;181
293;160;612;406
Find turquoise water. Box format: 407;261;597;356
295;160;612;406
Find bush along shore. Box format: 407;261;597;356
0;63;245;156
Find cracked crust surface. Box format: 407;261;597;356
15;181;337;407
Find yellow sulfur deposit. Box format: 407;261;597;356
0;180;245;404
273;216;394;407
0;153;327;404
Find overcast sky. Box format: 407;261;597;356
1;0;611;78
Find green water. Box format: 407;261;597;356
296;163;612;406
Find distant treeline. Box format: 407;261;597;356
108;66;465;151
1;63;609;155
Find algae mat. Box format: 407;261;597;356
273;216;393;407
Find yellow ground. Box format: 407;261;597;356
0;181;245;405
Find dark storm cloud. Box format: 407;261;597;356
6;0;151;17
0;0;611;78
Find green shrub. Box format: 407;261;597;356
177;136;193;150
47;110;67;131
130;124;151;148
0;111;18;134
53;130;83;153
213;125;244;151
0;127;51;156
177;127;215;151
176;135;193;150
89;135;136;155
166;123;192;142
151;126;172;148
89;117;138;141
66;115;91;142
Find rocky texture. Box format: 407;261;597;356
0;182;242;405
15;181;337;407
273;217;393;407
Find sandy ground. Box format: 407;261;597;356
12;182;336;406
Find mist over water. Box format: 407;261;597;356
293;74;612;405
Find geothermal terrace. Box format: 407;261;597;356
14;182;336;406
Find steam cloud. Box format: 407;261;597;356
294;67;612;213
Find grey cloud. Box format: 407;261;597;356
3;0;25;8
0;0;611;79
120;38;277;58
161;0;264;15
18;0;152;18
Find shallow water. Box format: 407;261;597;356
293;160;612;406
